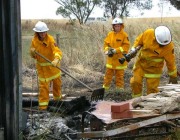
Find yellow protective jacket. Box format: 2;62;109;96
30;33;63;82
103;26;130;70
132;28;177;78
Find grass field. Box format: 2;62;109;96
22;17;180;68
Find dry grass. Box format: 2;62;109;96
22;17;180;91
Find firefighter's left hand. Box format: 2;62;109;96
30;47;36;56
51;58;59;67
169;77;178;84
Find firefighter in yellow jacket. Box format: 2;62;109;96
30;21;63;110
130;25;177;98
103;18;130;91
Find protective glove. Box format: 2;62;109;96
168;77;178;84
104;50;113;57
51;58;60;67
111;48;116;54
124;53;131;62
30;47;36;57
107;48;116;57
108;50;114;57
119;54;126;64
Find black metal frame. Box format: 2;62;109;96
0;0;21;139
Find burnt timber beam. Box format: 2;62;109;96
76;112;180;139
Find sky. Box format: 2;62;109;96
20;0;180;19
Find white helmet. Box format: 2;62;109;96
33;21;49;32
155;25;171;46
112;18;123;25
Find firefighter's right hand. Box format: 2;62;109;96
51;58;60;67
108;50;114;57
105;50;113;57
169;77;178;84
107;48;116;57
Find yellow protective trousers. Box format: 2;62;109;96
130;67;160;98
38;77;62;110
103;68;124;90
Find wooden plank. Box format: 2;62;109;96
158;84;180;90
77;112;180;138
22;92;67;99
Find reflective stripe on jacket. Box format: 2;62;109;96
39;101;49;106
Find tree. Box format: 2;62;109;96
169;0;180;10
55;0;101;24
158;0;180;11
102;0;152;18
157;0;180;19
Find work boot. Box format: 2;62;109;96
53;99;62;107
53;94;62;101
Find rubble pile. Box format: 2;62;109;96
23;96;91;139
132;84;180;114
23;112;76;139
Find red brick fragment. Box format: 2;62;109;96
111;103;130;113
111;110;133;119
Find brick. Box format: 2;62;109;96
111;110;133;119
111;103;130;113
